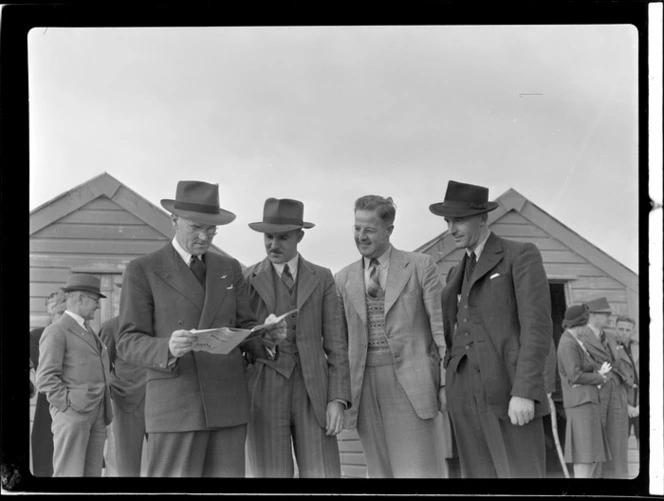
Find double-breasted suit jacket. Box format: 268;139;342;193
441;233;553;420
116;243;258;433
243;256;351;428
335;248;445;430
37;312;113;422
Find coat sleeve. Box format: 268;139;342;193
557;336;604;386
36;326;69;412
321;268;352;408
99;320;117;368
232;259;259;331
421;255;446;385
510;243;553;402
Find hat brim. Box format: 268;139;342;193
161;200;236;226
589;309;612;314
429;201;499;218
61;286;107;299
248;221;315;233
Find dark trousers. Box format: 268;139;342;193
111;397;146;476
447;355;546;478
31;393;54;477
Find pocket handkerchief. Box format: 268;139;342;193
490;273;500;280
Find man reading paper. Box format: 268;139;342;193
117;180;286;477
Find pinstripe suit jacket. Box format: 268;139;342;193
243;256;351;428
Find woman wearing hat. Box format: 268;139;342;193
557;304;612;478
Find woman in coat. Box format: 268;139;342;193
557;303;612;479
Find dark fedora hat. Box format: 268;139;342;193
62;274;107;298
161;180;236;226
429;180;499;218
586;297;612;314
562;304;590;329
248;198;315;233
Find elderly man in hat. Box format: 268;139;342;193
430;180;553;478
116;180;286;477
243;198;351;477
577;297;635;478
36;274;113;477
335;195;446;478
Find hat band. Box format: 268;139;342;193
263;216;303;225
174;200;220;214
442;200;488;210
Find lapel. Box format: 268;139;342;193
197;253;233;329
384;248;411;316
578;325;609;359
62;313;100;354
445;256;466;312
296;256;319;312
250;258;277;314
346;258;368;327
153;244;206;311
470;232;503;287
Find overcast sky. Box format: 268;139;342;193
28;25;639;275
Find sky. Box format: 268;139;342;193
27;25;640;275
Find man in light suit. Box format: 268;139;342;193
430;180;552;478
335;195;446;478
578;297;635;479
243;198;351;477
116;180;286;477
36;274;113;477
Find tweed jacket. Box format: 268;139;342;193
116;243;259;433
557;331;603;409
335;247;445;429
243;255;352;428
441;232;553;420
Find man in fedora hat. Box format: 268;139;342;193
430;180;553;478
36;273;113;476
243;198;351;477
116;180;287;477
335;195;447;478
577;297;635;478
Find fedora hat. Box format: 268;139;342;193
62;274;107;298
161;180;236;226
429;180;499;218
562;304;590;329
586;297;613;314
248;198;315;233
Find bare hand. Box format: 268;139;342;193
628;405;639;418
262;314;287;345
169;329;194;358
325;400;345;436
598;362;612;376
508;396;535;426
438;387;447;413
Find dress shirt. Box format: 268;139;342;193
64;310;88;330
466;230;492;260
363;245;392;293
172;236;204;265
272;254;300;282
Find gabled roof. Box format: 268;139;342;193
30;172;232;258
415;188;638;292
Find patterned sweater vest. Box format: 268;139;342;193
365;291;393;367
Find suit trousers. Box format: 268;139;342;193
110;397;146;476
146;425;246;477
597;379;630;478
50;400;107;477
447;355;546;478
247;361;341;478
356;363;443;478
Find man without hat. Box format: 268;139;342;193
335;195;447;478
615;315;639;450
577;297;635;478
36;274;113;476
243;198;351;477
430;180;553;478
116;180;287;477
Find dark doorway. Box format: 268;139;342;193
544;281;568;478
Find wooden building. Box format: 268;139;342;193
338;188;639;478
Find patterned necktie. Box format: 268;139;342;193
281;263;295;292
367;258;383;298
465;252;477;282
190;255;206;287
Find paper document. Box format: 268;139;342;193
188;309;298;355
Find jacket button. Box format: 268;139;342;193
465;345;470;350
178;320;184;325
463;319;468;323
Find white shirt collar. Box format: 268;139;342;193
363;245;392;269
172;237;201;265
466;230;491;260
272;253;300;280
64;310;86;329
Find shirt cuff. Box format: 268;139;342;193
330;398;349;410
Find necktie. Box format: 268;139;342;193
465;252;477;282
281;264;295;292
190;255;206;287
367;258;383;298
85;321;102;351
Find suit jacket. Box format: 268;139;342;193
557;331;603;409
36;313;113;424
577;326;635;388
243;255;352;428
619;339;639;406
441;233;553;420
335;247;445;429
116;243;259;433
99;316;147;413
